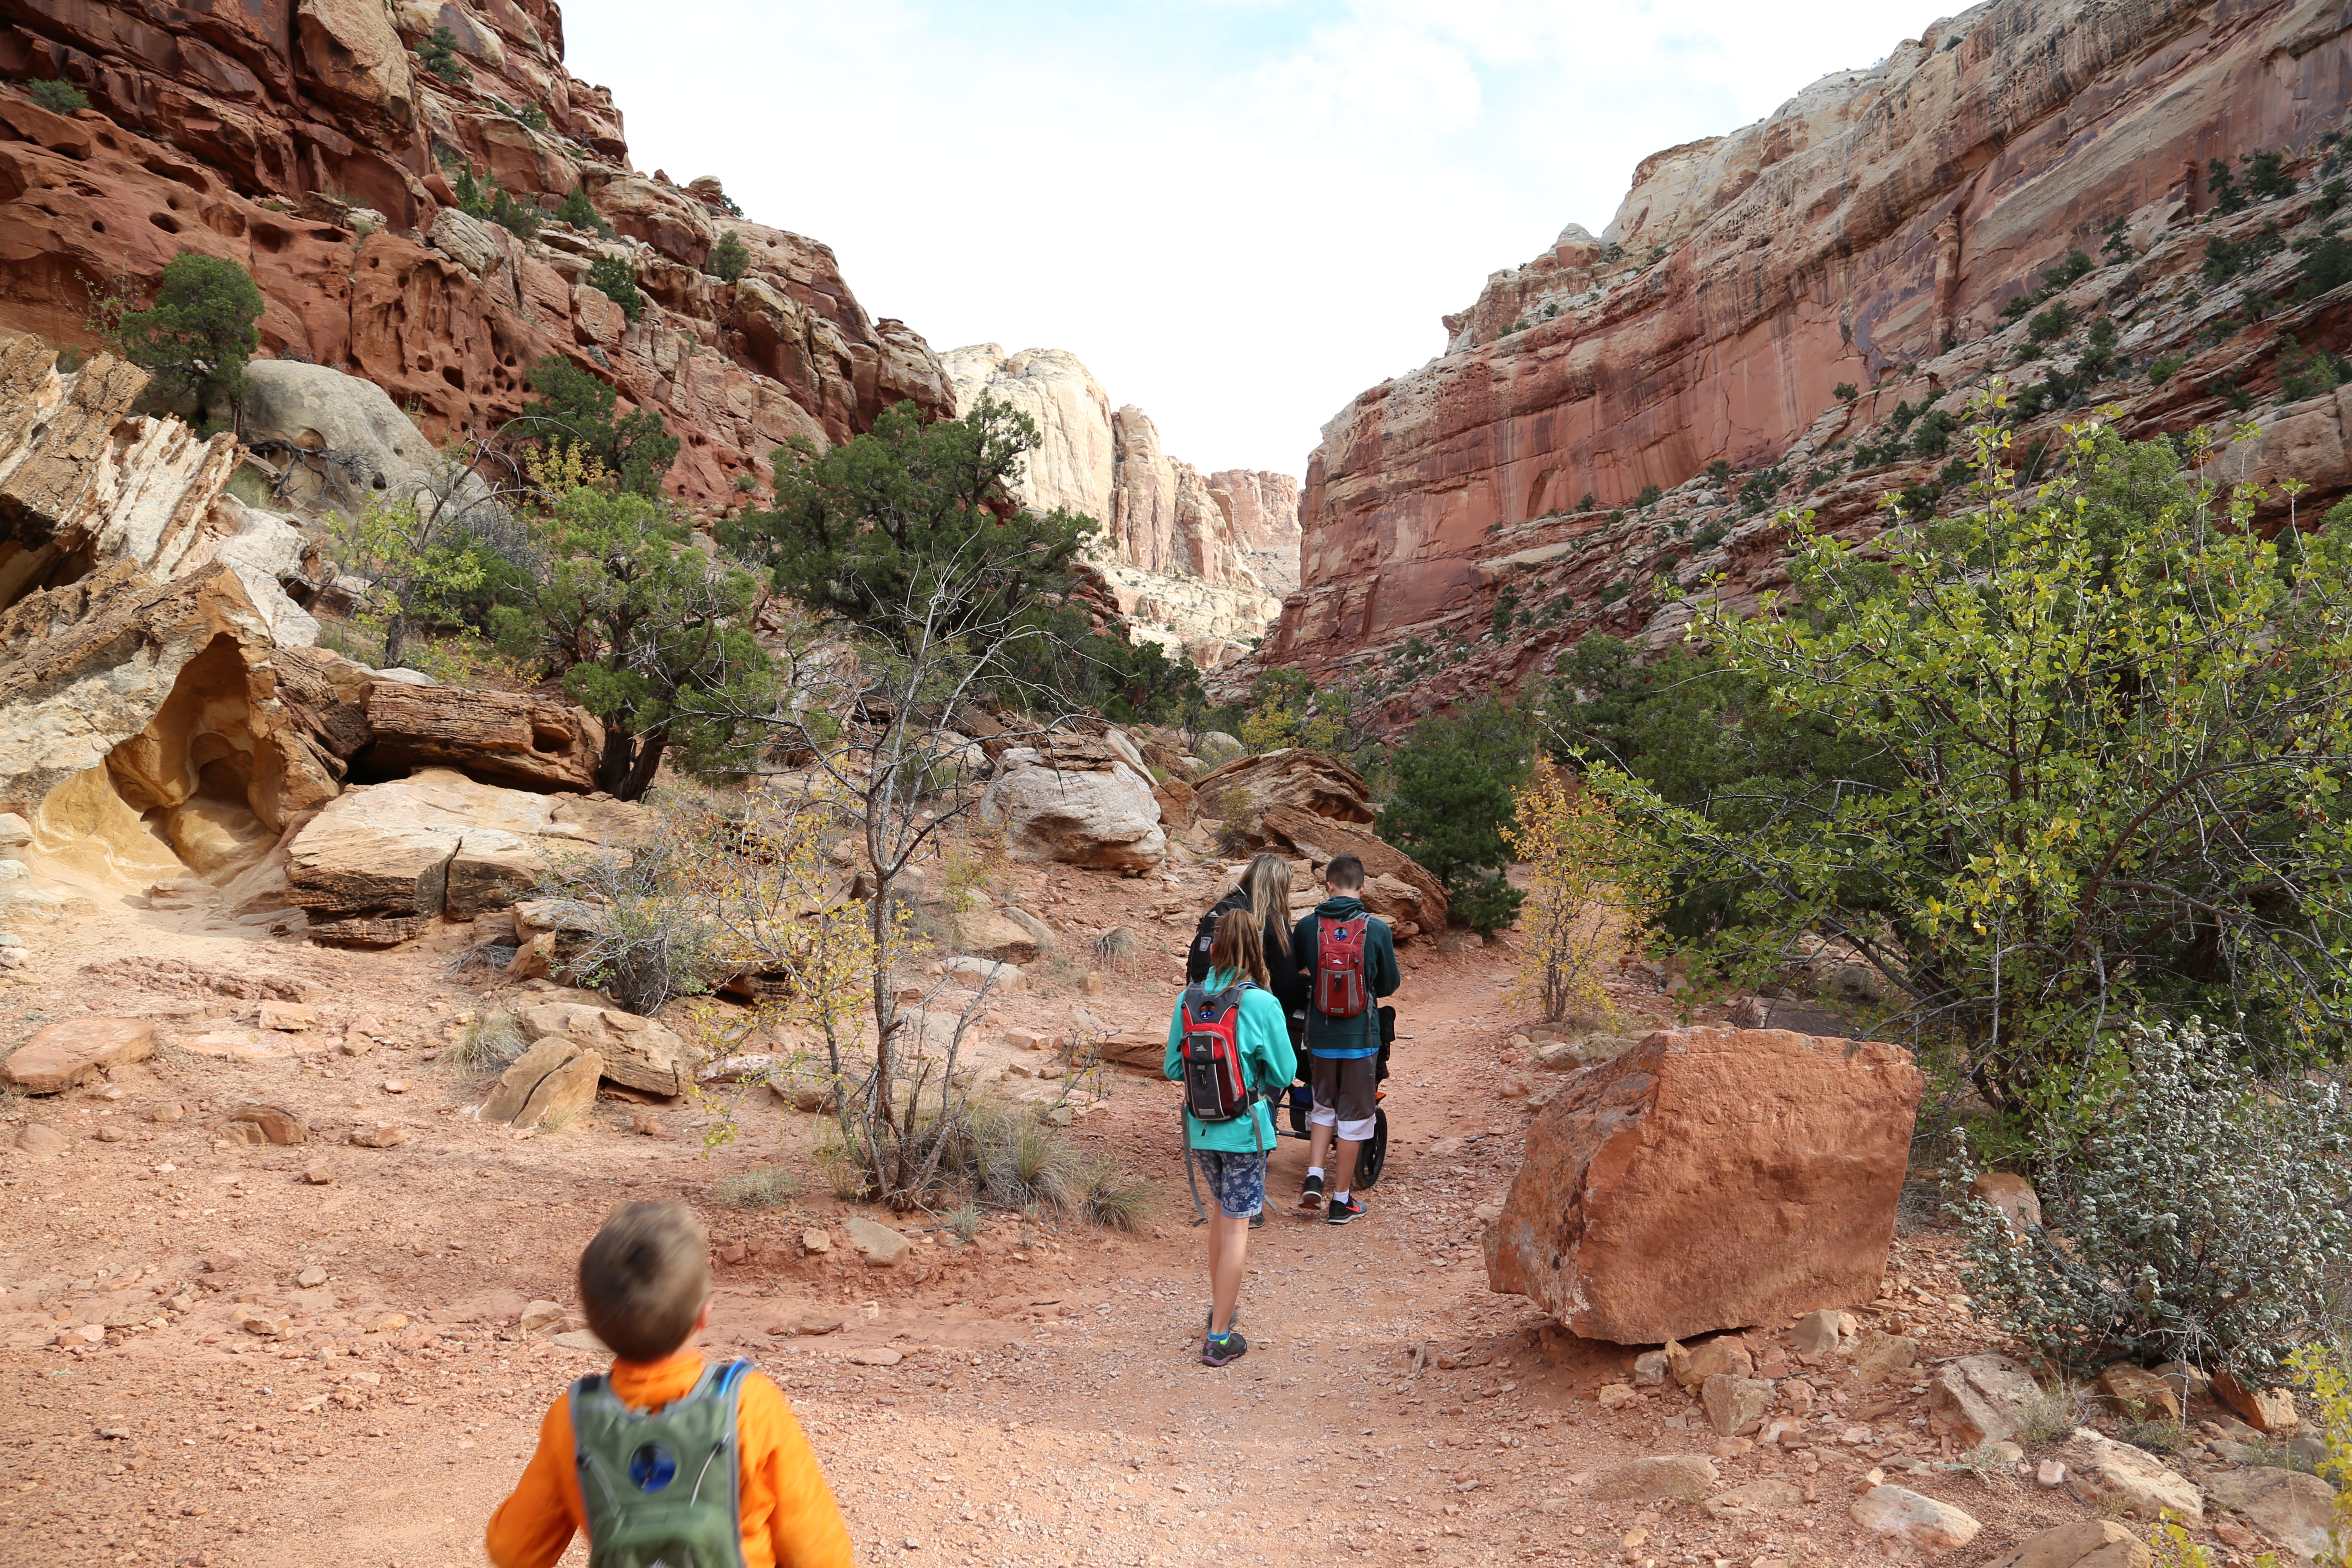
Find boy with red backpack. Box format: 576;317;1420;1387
1163;907;1295;1366
1292;854;1400;1225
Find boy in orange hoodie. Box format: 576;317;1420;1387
487;1201;856;1568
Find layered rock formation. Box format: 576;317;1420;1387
943;344;1299;665
0;0;949;502
1250;0;2352;717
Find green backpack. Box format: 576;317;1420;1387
570;1359;752;1568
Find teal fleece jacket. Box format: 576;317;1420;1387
1163;971;1298;1153
1292;896;1400;1058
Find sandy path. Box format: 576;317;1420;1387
0;876;2160;1568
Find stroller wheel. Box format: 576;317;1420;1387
1356;1106;1390;1189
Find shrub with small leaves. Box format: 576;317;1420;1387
1703;459;1733;488
587;254;643;322
2247;150;2297;201
417;25;470;84
2043;248;2096;291
1832;381;1859;402
26;78;88;114
2101;216;2135;264
1951;1019;2352;1380
1635;483;1663;508
2209;157;2246;215
707;232;749;283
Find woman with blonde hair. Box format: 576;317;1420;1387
1189;852;1310;1032
1163;907;1294;1367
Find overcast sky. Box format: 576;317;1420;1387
560;0;1958;479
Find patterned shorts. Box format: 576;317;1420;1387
1192;1148;1267;1219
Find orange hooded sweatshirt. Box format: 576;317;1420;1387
485;1350;855;1568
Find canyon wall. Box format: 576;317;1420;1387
0;0;951;502
1262;0;2352;693
945;344;1300;665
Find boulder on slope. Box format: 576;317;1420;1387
1483;1026;1923;1344
1191;748;1375;826
1253;805;1448;936
978;747;1166;870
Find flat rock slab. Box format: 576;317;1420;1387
2;1018;154;1093
518;1002;696;1097
228;1103;307;1145
1485;1026;1924;1344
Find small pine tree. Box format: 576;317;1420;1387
707;232;750;283
2208;156;2245;214
587;254;643;322
417;26;470;84
2246;149;2296;201
1379;697;1532;934
557;185;603;232
117;250;264;426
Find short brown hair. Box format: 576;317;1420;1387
578;1202;710;1363
1324;854;1365;891
1210;906;1269;989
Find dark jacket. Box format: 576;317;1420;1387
1293;896;1400;1058
1188;886;1310;1017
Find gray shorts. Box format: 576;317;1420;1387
1192;1148;1267;1219
1309;1054;1378;1140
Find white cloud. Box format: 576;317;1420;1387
558;0;1954;478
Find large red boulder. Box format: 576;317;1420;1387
1484;1026;1923;1344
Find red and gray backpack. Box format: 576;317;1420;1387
1314;916;1371;1019
1179;982;1256;1122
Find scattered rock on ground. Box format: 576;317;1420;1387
1982;1520;2150;1568
228;1102;307;1145
2206;1467;2338;1562
516;1001;698;1097
1703;1478;1804;1517
1926;1352;2041;1447
1701;1373;1775;1436
977;747;1167;871
1968;1170;2043;1232
2098;1362;2181;1421
2213;1371;2303;1435
1850;1486;1981;1553
846;1219;912;1268
1790;1308;1858;1355
14;1122;70;1156
1586;1455;1717;1502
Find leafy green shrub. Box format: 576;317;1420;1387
1635;483;1663;508
2316;178;2348;220
2147;353;2188;386
587;254;643;321
1909;409;1961;458
2101;215;2135;263
2210;156;2246;214
1952;1020;2352;1378
2001;294;2036;322
556;185;612;236
1577;491;1596;511
417;25;470;83
1596;581;1629;606
707;232;749;283
1489;589;1520;639
2042;248;2095;291
2278;332;2352;401
1691;522;1727;551
2298;233;2352;300
2247;150;2297;201
1832;381;1859;402
518;355;678;496
1738;466;1788;514
2024;300;2074;348
511;101;549;132
1381;696;1533;934
1703;459;1733;488
26;78;88;114
452;164;540;238
117;250;263;425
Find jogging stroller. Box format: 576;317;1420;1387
1268;1004;1393;1188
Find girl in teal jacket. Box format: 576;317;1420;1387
1164;908;1296;1366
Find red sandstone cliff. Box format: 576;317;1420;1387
1256;0;2352;710
0;0;949;502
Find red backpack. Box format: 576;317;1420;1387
1315;916;1370;1019
1179;983;1256;1123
